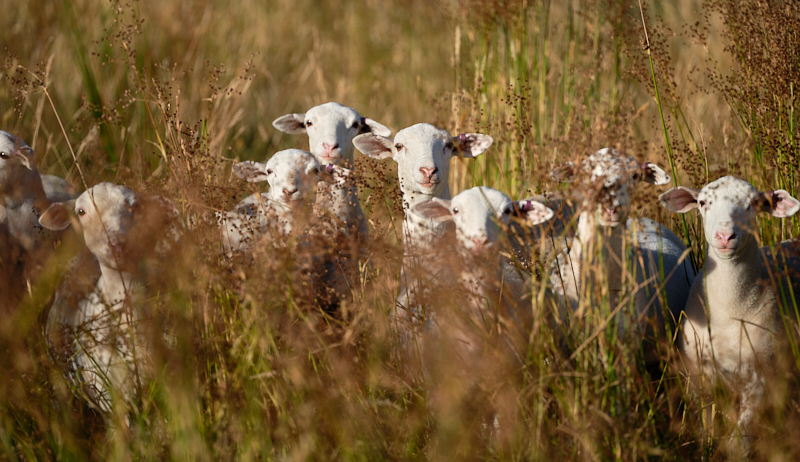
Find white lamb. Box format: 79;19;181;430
272;102;391;246
219;149;352;254
220;149;355;309
39;182;182;418
219;149;321;254
659;176;800;454
353;123;493;369
413;187;558;367
551;148;696;342
412;186;561;441
0;131;78;279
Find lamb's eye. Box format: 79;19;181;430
394;144;403;151
351;122;360;130
453;207;459;214
77;208;86;217
699;200;706;207
267;169;274;175
305;121;313;127
632;173;641;180
504;208;511;214
445;142;454;150
0;152;7;159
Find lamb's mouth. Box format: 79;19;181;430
417;181;439;188
712;246;737;256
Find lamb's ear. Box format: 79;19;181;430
353;133;394;160
452;133;493;158
360;117;392;137
39;200;77;231
14;146;35;170
233;161;270;183
413;198;454;222
513;200;554;225
659;186;700;213
641;162;671;185
760;189;800;218
549;161;578;183
272;113;306;134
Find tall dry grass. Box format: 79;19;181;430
0;0;799;459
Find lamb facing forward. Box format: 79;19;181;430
39;183;182;417
218;149;322;254
660;176;800;455
413;186;560;444
220;149;356;308
220;149;352;249
413;187;558;368
551;148;695;341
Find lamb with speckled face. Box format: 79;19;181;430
39;182;182;418
220;149;357;310
218;149;322;254
660;176;800;455
550;148;695;342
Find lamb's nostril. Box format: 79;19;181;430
109;240;125;255
283;188;298;196
322;143;339;153
715;231;735;245
419;167;437;180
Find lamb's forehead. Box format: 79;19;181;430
581;148;638;182
267;149;316;170
305;102;360;124
394;123;451;146
76;182;137;211
700;176;759;203
455;187;512;216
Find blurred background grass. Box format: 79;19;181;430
1;0;799;459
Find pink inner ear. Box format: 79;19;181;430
659;187;699;213
460;134;466;143
769;190;800;217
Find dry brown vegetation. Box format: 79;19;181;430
1;0;800;459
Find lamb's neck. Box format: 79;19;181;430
268;198;310;235
703;238;766;320
461;254;512;294
316;182;364;226
572;211;627;299
98;263;137;309
401;186;453;256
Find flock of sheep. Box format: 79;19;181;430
2;101;800;453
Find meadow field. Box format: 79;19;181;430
1;0;799;459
